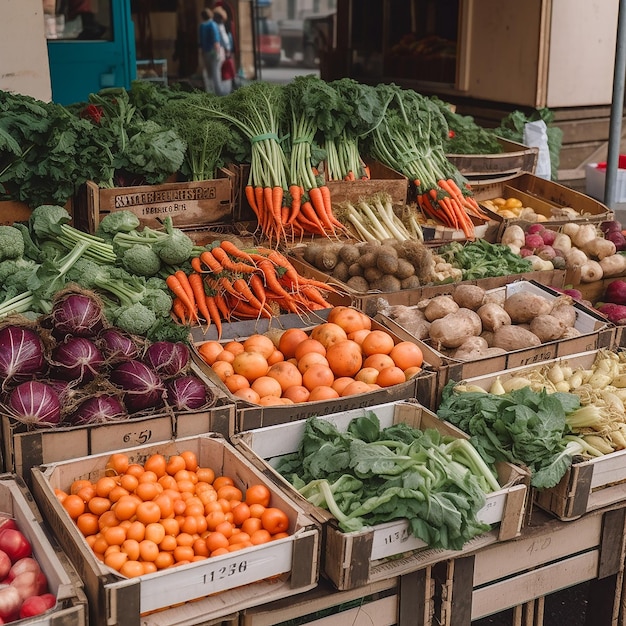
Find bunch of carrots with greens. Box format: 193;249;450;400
365;84;490;239
165;240;336;338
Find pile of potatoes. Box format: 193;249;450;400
381;283;581;361
300;239;441;293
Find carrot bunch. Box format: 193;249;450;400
166;241;336;338
416;178;491;240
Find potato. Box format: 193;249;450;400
429;310;482;349
388;307;431;340
358;252;378;269
503;293;552;324
303;244;322;265
550;299;577;328
357;241;381;255
395;258;416;280
315;248;339;271
452;285;486;311
453;336;489;360
456;309;482;335
401;276;421;290
481;330;494;346
477;302;511;332
346;276;370;293
338;244;361;265
377;251;399;275
375;275;402;292
424;295;459;322
332;261;350;283
364;266;384;283
492;326;542;351
529;314;567;342
348;263;364;277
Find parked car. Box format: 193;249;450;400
256;17;281;67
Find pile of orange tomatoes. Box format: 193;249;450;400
54;450;290;578
197;306;425;406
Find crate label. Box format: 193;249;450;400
113;185;217;212
89;415;173;454
371;520;427;560
139;540;294;613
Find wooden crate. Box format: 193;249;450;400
190;310;438;432
433;506;626;625
377;279;615;400
455;350;626;521
0;473;88;626
73;169;236;234
0;198;74;225
241;573;432;626
447;138;539;182
30;435;320;626
232;400;529;592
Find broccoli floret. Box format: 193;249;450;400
113;302;157;336
144;289;173;318
121;244;162;277
96;211;141;236
0;258;37;284
152;217;194;265
145;276;168;291
0;225;25;261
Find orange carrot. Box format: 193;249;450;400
214;292;230;321
205;296;222;339
288;184;302;224
218;276;242;300
219;240;256;265
200;250;223;273
191;256;205;274
175;270;197;315
319;185;332;217
301;196;328;233
233;277;268;315
172;297;187;324
212;247;256;273
166;274;198;323
188;273;211;325
245;185;259;219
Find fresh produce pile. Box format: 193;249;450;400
379;283;581;360
0;516;56;622
196;306;424;406
0;290;215;430
54;449;291;577
275;409;499;549
440;349;626;487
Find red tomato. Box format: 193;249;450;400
0;586;21;621
19;593;56;619
0;551;10;581
0;530;31;563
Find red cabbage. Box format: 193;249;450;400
0;326;45;387
143;342;190;378
606;230;626;252
69;395;128;425
51;337;104;383
8;381;61;428
99;329;140;363
604;280;626;306
50;293;104;338
110;360;165;413
597;303;626;324
165;375;212;410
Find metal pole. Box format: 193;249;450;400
605;0;626;209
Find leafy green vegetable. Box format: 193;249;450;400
437;239;533;280
437;383;584;488
276;411;498;550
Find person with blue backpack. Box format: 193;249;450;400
198;8;225;95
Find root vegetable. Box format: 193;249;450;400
377;251;399;275
401;276;421;289
303;245;322;265
583;237;616;261
553;233;572;253
492;326;542;351
565;248;589;268
395;258;416;280
579;260;603;282
316;248;339;271
364;267;383;283
529;314;567;342
348;263;364;277
346;276;369;293
339;244;361;265
358;252;378;269
452;284;486;311
477;302;511;332
375;275;402;292
332;261;350;282
501;225;525;249
503;292;552;324
424;295;459;321
571;224;598;249
453;336;489;360
550;299;577;327
429;310;482;349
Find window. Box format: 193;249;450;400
45;0;112;40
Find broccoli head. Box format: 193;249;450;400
29;205;72;240
121;245;162;277
0;225;25;261
0;258;37;284
152;217;194;265
143;289;173;318
97;211;141;237
113;302;157;336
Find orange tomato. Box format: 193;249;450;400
278;328;309;359
376;366;406;387
139;540;159;562
196;467;216;484
332;377;355;395
135;482;159;502
258;396;283;406
302;364;335;391
212;360;235;382
121;539;141;561
242;334;275;359
215;350;235;364
250;529;272;545
95;477;118;499
143;454;167;478
223;341;245;355
245;484;271;508
355;367;380;385
266;361;303;391
296;351;329;375
217;485;243;502
294;339;326;361
126;521;146;542
233;387;261;404
76;513;99;536
326;340;363;377
232;352;269;382
404;366;422;380
282;385;310;404
197;341;224;366
136;501;161;525
154;551;175;570
213;476;234;491
63;494;86;520
120;560;145;578
389;342;424;370
251;375;283;399
361;330;395;356
363;353;395;372
205;532;229;553
70;479;93;496
310;323;348;349
308;386;340;401
104;550;128;572
341;381;372;397
104;525;127;546
248;503;266;518
347;329;371;345
106;453;129;477
88;496;112;516
114;495;139;521
327;307;371;334
261;507;289;535
231;502;251;526
118;475;138;494
267;350;284;366
241;517;263;535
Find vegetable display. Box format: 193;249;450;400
55;450;291;576
275;410;498;550
196;306;424;406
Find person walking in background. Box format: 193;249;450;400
198;8;224;95
213;6;235;95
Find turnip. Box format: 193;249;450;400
540;229;557;245
526;223;545;235
536;245;556;261
606;230;626;251
524;233;545;249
